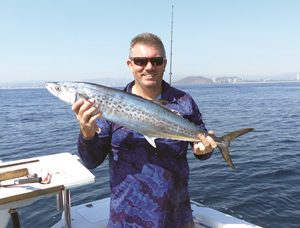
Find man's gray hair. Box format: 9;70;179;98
129;33;166;58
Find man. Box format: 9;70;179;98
72;33;216;227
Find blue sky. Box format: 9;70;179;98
0;0;299;82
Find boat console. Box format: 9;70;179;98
0;153;95;228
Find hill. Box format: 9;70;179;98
173;76;213;85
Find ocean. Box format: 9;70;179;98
0;82;299;227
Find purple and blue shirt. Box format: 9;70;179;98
78;81;211;227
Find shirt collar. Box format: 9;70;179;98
123;80;175;102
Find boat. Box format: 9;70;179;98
0;153;262;228
52;197;262;228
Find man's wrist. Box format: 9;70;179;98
80;131;96;141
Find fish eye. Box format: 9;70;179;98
55;85;61;91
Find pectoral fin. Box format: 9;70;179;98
144;136;157;148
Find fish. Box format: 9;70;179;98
45;81;254;169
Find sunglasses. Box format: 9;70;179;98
130;57;164;67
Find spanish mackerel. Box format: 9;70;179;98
46;82;254;169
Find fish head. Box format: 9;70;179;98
45;82;78;104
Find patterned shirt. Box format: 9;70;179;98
78;80;211;227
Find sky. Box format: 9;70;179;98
0;0;299;82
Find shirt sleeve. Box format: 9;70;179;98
187;95;213;160
77;119;111;169
188;96;207;130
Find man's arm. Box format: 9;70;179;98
72;99;111;169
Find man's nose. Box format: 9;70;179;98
144;60;154;69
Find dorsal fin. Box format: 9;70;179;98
152;99;169;106
144;135;157;148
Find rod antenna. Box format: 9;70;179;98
169;5;174;85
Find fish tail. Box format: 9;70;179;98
217;128;254;169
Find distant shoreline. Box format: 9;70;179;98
174;80;300;86
1;80;299;90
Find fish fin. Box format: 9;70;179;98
221;128;254;142
144;136;157;148
156;99;169;105
217;128;255;169
154;100;183;116
170;109;182;117
151;99;184;117
217;144;235;169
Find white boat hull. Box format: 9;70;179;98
52;197;262;228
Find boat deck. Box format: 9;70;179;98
52;197;262;228
1;153;261;228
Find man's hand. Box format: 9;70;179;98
72;98;102;140
192;131;217;155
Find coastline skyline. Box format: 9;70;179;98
1;0;300;83
1;73;299;90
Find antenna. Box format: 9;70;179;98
169;5;174;85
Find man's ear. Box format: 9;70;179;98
127;59;134;72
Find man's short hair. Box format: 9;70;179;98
129;33;166;58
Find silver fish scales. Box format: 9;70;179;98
46;81;254;169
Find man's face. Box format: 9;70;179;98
127;44;167;90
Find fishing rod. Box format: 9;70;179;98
169;5;174;85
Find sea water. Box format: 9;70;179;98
0;82;299;228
